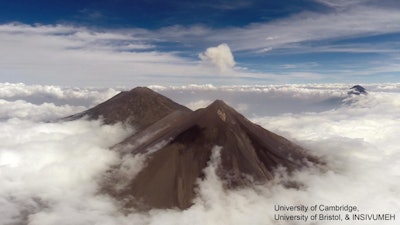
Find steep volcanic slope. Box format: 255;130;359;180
65;87;191;129
106;99;318;210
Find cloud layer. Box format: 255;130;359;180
1;83;400;225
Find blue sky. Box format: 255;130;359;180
0;0;399;86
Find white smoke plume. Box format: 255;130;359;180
1;82;399;225
199;43;236;72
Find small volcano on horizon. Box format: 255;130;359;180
67;87;319;210
348;85;368;96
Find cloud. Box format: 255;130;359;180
0;82;120;107
313;0;373;8
132;3;400;82
1;83;400;224
153;83;350;116
1;0;400;86
0;24;207;87
0;99;84;121
0;24;292;86
0;119;133;225
250;91;400;222
0;82;122;121
2;5;400;86
217;6;400;52
199;43;236;72
152;3;400;54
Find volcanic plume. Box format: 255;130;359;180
68;87;318;210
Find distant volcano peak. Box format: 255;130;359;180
348;85;367;95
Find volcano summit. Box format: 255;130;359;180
68;87;318;210
65;87;190;129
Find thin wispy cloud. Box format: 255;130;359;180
313;0;373;8
155;5;400;52
0;24;202;86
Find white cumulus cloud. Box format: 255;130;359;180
199;43;236;72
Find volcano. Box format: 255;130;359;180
68;87;318;210
348;85;367;95
65;87;190;129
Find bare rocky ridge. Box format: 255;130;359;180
67;87;318;210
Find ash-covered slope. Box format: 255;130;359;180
106;99;318;210
65;87;190;129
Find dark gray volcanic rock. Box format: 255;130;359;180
65;87;191;129
105;98;318;210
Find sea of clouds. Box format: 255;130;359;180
1;82;399;225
